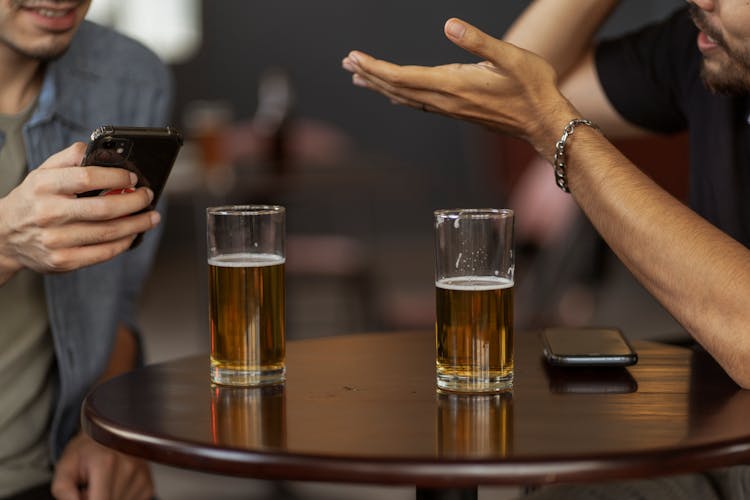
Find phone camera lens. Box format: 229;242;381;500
103;140;115;149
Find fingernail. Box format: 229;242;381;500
446;20;466;39
352;74;367;87
342;59;355;72
146;188;154;202
150;211;161;225
348;52;360;65
129;172;138;185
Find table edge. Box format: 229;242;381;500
82;399;750;487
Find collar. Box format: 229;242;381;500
26;22;106;134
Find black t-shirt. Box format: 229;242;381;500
595;7;750;248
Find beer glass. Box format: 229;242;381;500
434;209;514;392
207;205;285;386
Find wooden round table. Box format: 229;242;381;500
83;331;750;498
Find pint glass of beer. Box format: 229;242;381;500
434;209;514;392
207;205;285;386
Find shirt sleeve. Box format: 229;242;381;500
595;7;697;134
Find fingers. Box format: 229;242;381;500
24;186;154;231
51;456;84;500
344;52;452;113
114;460;154;500
11;210;159;273
52;433;155;500
57;166;138;197
33;142;137;196
343;51;446;92
70;187;154;222
84;450;115;500
87;454;154;500
38;142;88;170
38;210;159;249
30;212;159;273
351;71;433;110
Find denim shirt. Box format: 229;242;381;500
18;21;173;460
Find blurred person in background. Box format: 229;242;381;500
344;0;750;497
0;0;171;498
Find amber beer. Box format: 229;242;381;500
435;276;514;392
209;253;285;385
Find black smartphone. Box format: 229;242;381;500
80;125;183;203
80;125;183;247
541;327;638;367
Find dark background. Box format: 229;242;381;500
143;0;686;353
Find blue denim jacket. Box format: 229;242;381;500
19;21;173;459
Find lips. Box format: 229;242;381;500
18;3;81;32
697;30;721;53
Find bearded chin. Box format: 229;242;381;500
0;36;71;62
700;61;750;96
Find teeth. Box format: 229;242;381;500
707;35;717;43
35;8;67;18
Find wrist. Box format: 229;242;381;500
0;255;22;285
0;207;23;284
526;95;582;161
552;119;603;192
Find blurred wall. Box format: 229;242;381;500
144;0;688;344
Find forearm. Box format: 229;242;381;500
503;0;619;78
542;112;750;388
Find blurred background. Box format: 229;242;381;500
86;1;686;498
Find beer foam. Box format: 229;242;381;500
436;276;513;291
208;253;285;267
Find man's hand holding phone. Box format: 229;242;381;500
0;142;160;284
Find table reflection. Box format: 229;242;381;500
210;384;286;449
437;391;513;458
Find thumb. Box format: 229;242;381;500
38;141;88;170
444;18;517;69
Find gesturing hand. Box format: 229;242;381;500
0;142;160;282
342;18;577;156
51;432;154;500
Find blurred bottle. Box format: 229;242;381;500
252;67;295;175
183;100;233;171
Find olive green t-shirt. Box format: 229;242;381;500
0;101;55;496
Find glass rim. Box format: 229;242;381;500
206;205;285;216
434;208;513;219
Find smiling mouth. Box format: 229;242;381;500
12;0;82;14
28;8;71;17
689;5;725;49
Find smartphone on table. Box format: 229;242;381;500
79;125;183;247
541;327;638;367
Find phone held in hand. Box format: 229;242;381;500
541;327;638;367
79;126;183;248
79;125;183;205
